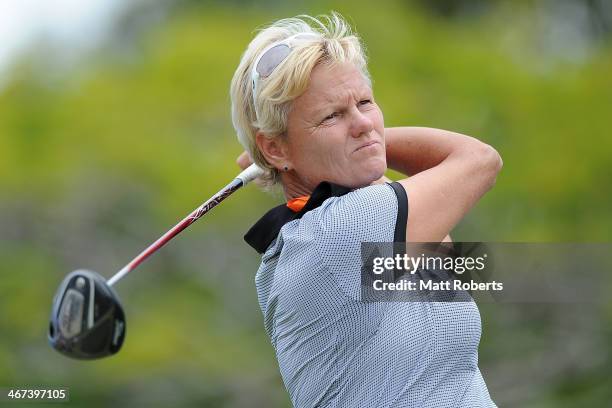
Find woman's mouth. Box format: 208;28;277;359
355;141;380;152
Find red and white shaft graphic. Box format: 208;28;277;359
107;164;263;286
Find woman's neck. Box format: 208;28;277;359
280;172;387;201
280;172;315;201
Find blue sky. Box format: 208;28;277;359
0;0;126;84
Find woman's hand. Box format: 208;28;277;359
236;151;253;171
236;151;267;187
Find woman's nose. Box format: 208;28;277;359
350;107;374;138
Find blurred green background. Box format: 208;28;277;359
1;0;611;406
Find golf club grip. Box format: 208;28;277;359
236;163;265;185
107;165;264;286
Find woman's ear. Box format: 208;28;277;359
255;131;292;171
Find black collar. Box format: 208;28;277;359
244;181;352;253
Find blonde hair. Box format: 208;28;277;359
230;12;371;189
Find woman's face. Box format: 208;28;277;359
284;62;386;190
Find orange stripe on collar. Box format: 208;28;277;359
286;195;311;212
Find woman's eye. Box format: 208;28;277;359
323;112;339;121
359;99;372;106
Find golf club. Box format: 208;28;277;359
48;163;264;359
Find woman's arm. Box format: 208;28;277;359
385;127;491;176
385;127;502;242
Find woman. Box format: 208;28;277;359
231;13;501;407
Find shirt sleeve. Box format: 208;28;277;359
309;182;408;300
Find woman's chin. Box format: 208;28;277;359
368;159;387;179
352;164;387;188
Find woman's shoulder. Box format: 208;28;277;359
256;182;405;257
303;183;401;235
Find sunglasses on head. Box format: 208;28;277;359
251;33;320;109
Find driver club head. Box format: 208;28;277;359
48;269;126;359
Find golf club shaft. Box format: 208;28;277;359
107;164;263;286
